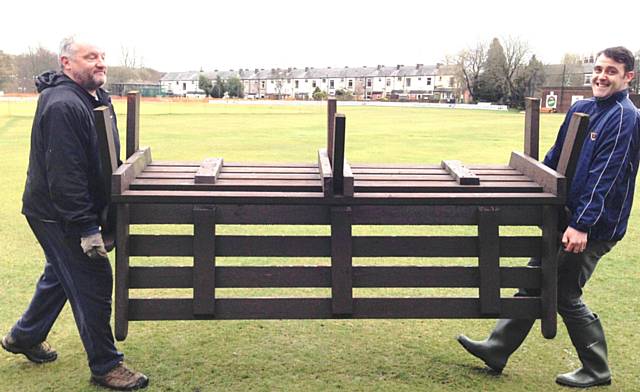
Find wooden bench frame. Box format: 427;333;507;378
96;95;588;342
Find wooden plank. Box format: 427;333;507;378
129;235;540;258
478;207;501;315
192;206;216;316
129;265;541;289
509;151;566;199
94;106;119;198
126;91;140;159
354;180;541;193
541;205;559;339
525;98;540;160
556;113;590;190
114;204;129;341
194;158;224;184
327;98;337;164
128;297;541;320
331;207;353;315
130;179;322;193
441;160;480;185
112;147;152;195
317;148;333;197
343;162;354;197
332;114;346;195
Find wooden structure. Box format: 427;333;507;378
96;94;588;342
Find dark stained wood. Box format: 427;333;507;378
94;106;119;198
126;91;140;159
541;205;559;339
332;114;346;194
556;113;590;189
194;158;224;184
128;297;541;320
112;147;152;195
331;207;353;315
327;98;337;163
509;151;566;198
441;160;480;185
114;203;130;341
478;207;501;315
129;266;541;289
343;163;354;197
192;206;216;316
525;98;540;160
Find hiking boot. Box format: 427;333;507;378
1;334;57;364
91;362;149;391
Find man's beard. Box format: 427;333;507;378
72;69;106;91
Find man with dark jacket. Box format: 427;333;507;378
1;36;148;391
457;46;639;388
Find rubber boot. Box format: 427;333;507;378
457;318;534;373
556;315;611;387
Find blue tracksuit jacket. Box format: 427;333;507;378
543;89;640;241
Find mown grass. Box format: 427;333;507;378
0;99;638;391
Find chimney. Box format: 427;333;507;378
377;65;382;70
305;67;309;71
416;64;423;69
396;64;401;70
214;69;218;72
344;66;348;68
254;68;259;73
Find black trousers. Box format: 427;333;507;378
10;217;123;375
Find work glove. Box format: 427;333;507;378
81;232;108;259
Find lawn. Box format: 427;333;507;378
0;99;638;391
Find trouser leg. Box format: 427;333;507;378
23;218;124;375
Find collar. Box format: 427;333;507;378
595;89;628;106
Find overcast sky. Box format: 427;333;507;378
2;0;639;72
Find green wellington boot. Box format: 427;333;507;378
556;315;611;388
457;318;534;373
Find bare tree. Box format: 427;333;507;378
14;46;58;93
0;50;15;91
120;45;143;69
562;53;584;65
456;42;486;102
501;36;530;106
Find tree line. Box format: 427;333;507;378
199;74;244;98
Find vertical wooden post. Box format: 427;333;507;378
193;206;216;316
126;91;140;159
478;207;501;315
331;207;353;315
327;98;337;164
332;114;346;195
557;113;590;189
541;205;559;339
114;203;130;341
524;97;540;160
94;106;119;198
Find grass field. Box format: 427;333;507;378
0;99;638;391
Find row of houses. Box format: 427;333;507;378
160;64;460;101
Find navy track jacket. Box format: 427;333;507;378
543;90;640;241
22;71;120;236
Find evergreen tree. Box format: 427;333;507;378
476;38;507;103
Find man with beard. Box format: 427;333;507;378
2;36;148;391
456;46;639;388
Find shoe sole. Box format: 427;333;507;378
91;377;149;391
456;335;504;373
1;338;57;364
555;378;612;388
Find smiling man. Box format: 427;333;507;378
457;46;639;388
1;36;148;391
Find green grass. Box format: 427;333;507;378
1;99;639;391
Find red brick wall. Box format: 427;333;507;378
541;87;593;113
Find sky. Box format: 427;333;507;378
2;0;639;72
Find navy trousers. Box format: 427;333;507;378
10;217;123;375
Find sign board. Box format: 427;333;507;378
571;95;584;106
546;93;558;109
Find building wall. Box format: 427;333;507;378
540;86;593;113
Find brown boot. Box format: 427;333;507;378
91;362;149;391
2;334;57;364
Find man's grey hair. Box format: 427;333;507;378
59;36;78;69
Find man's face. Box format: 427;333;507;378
61;43;107;93
591;54;634;98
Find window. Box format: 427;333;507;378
348;80;353;88
295;80;299;88
406;78;411;87
329;80;334;88
418;77;422;81
397;77;402;81
313;81;317;88
341;78;344;82
378;78;381;82
386;79;391;87
175;81;179;85
584;74;592;85
426;77;432;86
287;79;291;83
261;81;265;88
322;78;326;83
366;79;372;87
183;83;186;90
270;80;274;84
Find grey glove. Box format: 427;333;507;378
80;232;108;259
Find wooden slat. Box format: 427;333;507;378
129;235;540;257
478;207;501;315
343;163;354;197
194;158;224;184
331;207;353;315
332;114;346;195
94;106;119;198
192;206;216;316
112;147;152;195
114;204;130;341
441;160;480;185
318;148;333;197
128;297;541;320
126;91;140;159
556;113;590;189
129;266;541;289
525;98;540;160
541;205;559;339
327;98;337;164
509;151;566;198
354;180;541;193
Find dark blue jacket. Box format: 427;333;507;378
22;71;120;236
543;90;640;241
